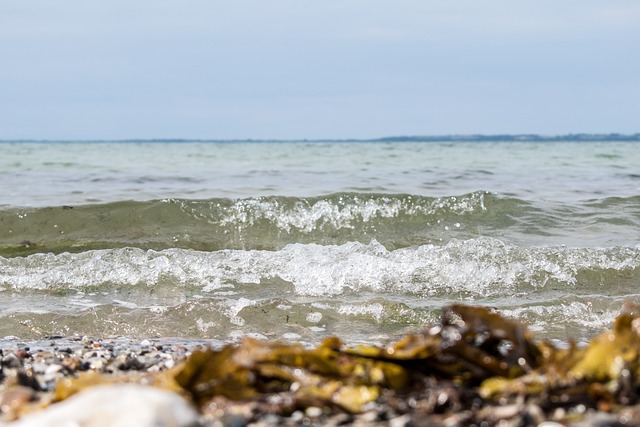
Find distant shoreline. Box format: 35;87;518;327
2;133;640;143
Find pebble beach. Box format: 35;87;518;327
4;315;640;427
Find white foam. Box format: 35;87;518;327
311;302;330;309
211;193;487;233
223;297;255;327
195;318;215;333
306;312;323;323
338;303;384;321
2;239;639;302
113;299;138;309
149;306;167;314
282;333;302;340
501;302;619;343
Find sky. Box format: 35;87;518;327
1;1;639;140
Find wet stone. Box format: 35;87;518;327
6;384;201;427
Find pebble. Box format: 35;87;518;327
305;406;323;418
4;384;201;427
389;414;412;427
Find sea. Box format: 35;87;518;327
1;140;639;347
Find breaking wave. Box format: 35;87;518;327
2;240;639;342
2;192;640;257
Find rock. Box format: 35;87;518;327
5;384;201;427
389;414;413;427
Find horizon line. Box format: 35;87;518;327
1;132;640;143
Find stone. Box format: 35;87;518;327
5;384;201;427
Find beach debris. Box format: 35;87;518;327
4;303;640;425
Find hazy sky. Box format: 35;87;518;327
2;1;639;140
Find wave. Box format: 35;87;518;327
2;192;639;256
1;239;638;341
0;192;488;255
2;239;638;299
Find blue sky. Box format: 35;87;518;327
1;1;639;140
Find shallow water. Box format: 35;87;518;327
1;141;639;345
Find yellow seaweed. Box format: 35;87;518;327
167;336;409;412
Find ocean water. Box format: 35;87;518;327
1;141;639;346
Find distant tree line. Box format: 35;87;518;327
373;133;640;142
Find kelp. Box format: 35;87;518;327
480;301;640;408
52;302;640;420
170;337;407;413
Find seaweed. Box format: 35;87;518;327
170;337;407;413
480;301;640;409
